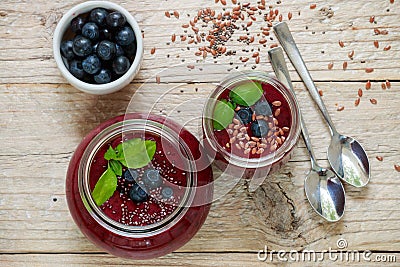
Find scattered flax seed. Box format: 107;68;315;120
376;156;383;161
165;11;171;18
390;0;394;3
318;89;323;96
365;68;374;73
282;126;289;132
337;106;345;111
252;52;259;58
394;165;400;172
173;10;179;19
383;45;391;51
358;88;363;97
374;28;381;35
279;14;283;21
150;47;156;55
171;34;176;42
369;98;377;104
328;62;334;70
252;147;257;154
182;23;189;28
244;148;251;154
233;118;240;125
230;136;236;143
274;108;281;117
255;56;260;64
221;0;227;5
272;100;282;107
270;44;278;49
235;143;241;150
381;30;389;35
232;0;237;4
355;98;360;106
251;137;260;142
386;80;391;89
156;75;161;84
348;50;354;59
343;61;348;70
369;16;375;23
241;57;249;62
339;40;345;48
288;12;293;20
366;80;371;89
310;4;317;9
374;40;379;48
381;83;387;90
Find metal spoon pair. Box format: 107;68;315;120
268;22;370;222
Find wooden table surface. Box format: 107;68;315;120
1;0;399;266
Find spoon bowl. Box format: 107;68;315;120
305;168;345;222
328;134;370;187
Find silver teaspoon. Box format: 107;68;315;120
273;22;370;187
269;47;345;222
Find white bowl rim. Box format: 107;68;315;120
53;1;144;95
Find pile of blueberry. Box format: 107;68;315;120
121;168;174;203
60;8;137;84
235;101;272;137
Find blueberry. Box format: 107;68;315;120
71;16;86;34
69;59;85;79
89;8;109;27
251;120;269;138
161;187;174;199
82;22;99;41
129;183;148;203
122;42;137;58
115;26;135;46
97;40;116;61
94;69;112;84
82;55;101;74
72;35;92;57
254;101;272;116
123;169;139;182
60;40;75;60
106;11;126;29
112;56;130;75
115;44;125;57
99;28;113;40
143;169;162;189
236;107;253;124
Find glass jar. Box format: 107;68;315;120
202;71;301;180
66;113;213;259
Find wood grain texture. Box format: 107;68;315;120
1;0;400;265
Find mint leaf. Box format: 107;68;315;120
104;145;117;160
92;165;117;206
109;159;122;176
213;99;235;130
229;81;263;106
122;138;157;169
115;143;125;161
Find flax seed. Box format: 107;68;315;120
365;68;374;73
237;133;244;139
228;123;234;129
182;24;189;28
374;40;379;48
171;34;176;42
245;134;250;141
255;56;260;64
381;30;389;35
328;62;334;70
348;50;354;59
279;128;284;136
181;36;187;41
318;89;323;96
355;98;360;106
276;136;282;145
229;136;236;143
386;80;391;89
221;0;227;5
383;45;391;51
256;148;264;154
381;83;387;90
239;141;245;148
227;129;233;135
165;11;171;18
366;80;371;89
370;98;377;104
337;106;344;111
235;143;242;150
248;141;257;147
282;126;289;132
256;115;264;120
251;147;257;154
203;51;207;59
173;10;179;19
376;156;383;161
270;44;278;49
288;12;293;20
234;124;241;130
273;118;279;126
150;47;156;54
241;57;249;63
270;144;277;152
339;40;344;48
244;148;251;154
374;28;381;35
394;165;400;172
232;0;237;4
274;108;281;117
358;89;363;97
310;3;317;9
240;127;247;133
233;118;240;125
390;0;394;3
343;61;348;70
258;143;267;148
251;137;260;142
369;16;375;23
272;100;282;107
259;39;267;44
233;129;239;136
156;75;161;84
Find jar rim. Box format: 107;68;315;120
78;118;196;237
202;71;301;169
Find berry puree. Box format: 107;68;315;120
89;132;188;226
214;80;292;159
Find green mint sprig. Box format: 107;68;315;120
229;81;263;106
91;138;157;206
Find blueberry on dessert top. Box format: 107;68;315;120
161;187;174;199
254;101;272;116
143;169;163;189
236;107;253;124
129;183;148;203
123;169;139;182
251;120;269;137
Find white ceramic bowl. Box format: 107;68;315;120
53;1;144;95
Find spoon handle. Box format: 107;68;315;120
273;22;337;135
268;47;319;171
